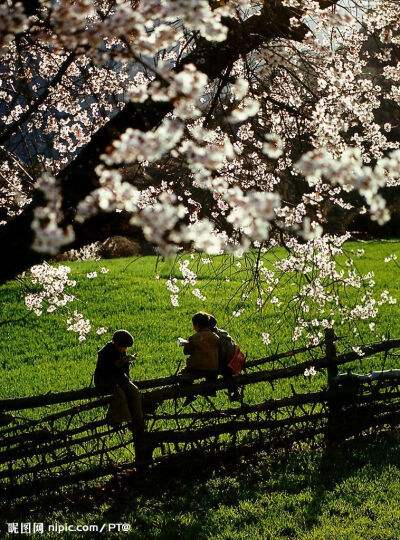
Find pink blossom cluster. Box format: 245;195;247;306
226;189;281;243
24;263;76;316
67;311;91;342
295;147;400;224
134;64;209;120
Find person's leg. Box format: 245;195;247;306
119;380;145;435
178;369;196;385
206;373;218;383
178;369;198;406
120;380;155;465
222;367;241;402
205;372;218;397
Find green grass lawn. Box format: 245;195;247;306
2;239;400;539
1;240;400;399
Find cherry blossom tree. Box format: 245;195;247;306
1;0;400;345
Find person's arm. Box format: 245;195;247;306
115;352;135;367
183;335;194;355
96;350;105;372
122;362;130;378
94;349;109;385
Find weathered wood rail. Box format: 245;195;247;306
1;331;400;498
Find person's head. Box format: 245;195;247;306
192;312;211;332
112;330;134;352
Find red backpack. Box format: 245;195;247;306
228;345;246;375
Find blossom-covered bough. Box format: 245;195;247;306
0;0;399;345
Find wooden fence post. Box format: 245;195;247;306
325;328;339;446
325;328;338;387
133;429;153;468
133;397;154;467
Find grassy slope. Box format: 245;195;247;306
1;240;400;399
2;239;400;539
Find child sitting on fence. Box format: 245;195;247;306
94;330;145;439
178;312;220;405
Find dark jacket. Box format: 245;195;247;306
214;327;236;371
94;342;131;388
183;329;219;371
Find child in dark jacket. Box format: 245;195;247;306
94;330;144;437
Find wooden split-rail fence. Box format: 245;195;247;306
1;330;400;498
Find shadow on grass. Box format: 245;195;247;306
3;432;400;539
